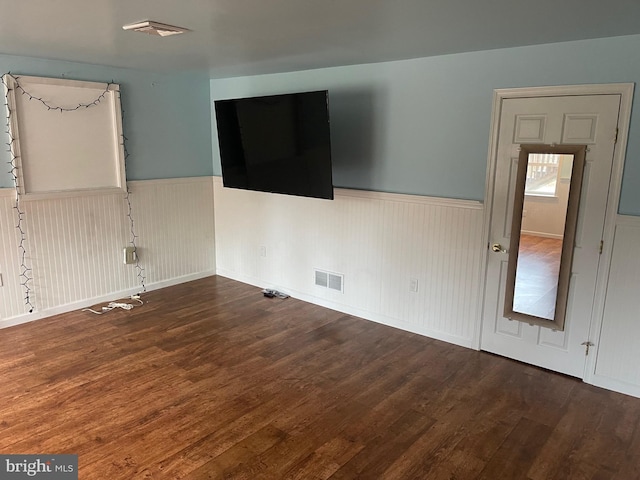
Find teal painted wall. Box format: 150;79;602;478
0;54;213;188
210;34;640;215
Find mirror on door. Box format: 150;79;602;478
503;144;587;330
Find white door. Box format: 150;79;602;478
481;93;621;378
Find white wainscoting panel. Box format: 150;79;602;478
213;178;485;348
0;177;215;328
591;215;640;397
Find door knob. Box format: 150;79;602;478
492;243;508;253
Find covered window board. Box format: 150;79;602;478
4;74;126;199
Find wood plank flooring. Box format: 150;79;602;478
514;234;563;320
1;275;639;479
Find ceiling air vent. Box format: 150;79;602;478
122;20;190;37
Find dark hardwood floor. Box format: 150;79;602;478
1;276;639;479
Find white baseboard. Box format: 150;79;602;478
0;271;216;331
216;268;475;350
588;375;640;399
520;230;564;240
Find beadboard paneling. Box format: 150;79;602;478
592;215;640;397
0;177;215;327
127;178;216;283
213;178;485;348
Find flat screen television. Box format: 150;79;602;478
214;90;334;200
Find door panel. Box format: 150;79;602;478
481;94;620;378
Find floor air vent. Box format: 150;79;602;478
314;269;344;293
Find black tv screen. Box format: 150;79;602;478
214;90;334;200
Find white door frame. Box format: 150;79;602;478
477;83;634;385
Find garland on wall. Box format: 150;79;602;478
118;88;147;293
2;73;34;312
8;74;112;111
2;72;146;314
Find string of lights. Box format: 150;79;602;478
2;73;34;313
6;72;112;112
2;72;146;312
118;89;147;292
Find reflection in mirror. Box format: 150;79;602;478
513;154;573;320
504;145;586;330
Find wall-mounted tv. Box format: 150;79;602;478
214;90;334;200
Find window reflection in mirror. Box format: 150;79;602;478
504;145;586;330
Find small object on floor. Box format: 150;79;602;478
261;288;289;299
83;295;144;314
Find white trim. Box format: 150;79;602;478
475;88;505;350
212;175;483;210
216;269;475;349
480;83;635;388
524;193;559;199
615;214;640;228
583;85;634;385
492;83;635;99
15;187;126;201
335;188;482;209
0;271;216;331
520;230;564;240
0;176;215;197
128;176;214;187
589;375;640;399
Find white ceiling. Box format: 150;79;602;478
1;0;640;78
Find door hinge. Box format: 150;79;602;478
614;127;619;144
599;240;604;254
581;341;595;356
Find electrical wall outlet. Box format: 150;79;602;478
123;246;137;265
409;278;419;293
259;245;267;257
